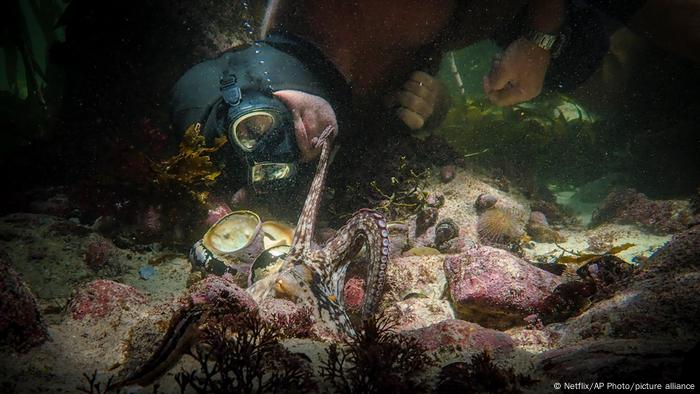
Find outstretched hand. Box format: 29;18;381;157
273;90;338;162
483;38;551;107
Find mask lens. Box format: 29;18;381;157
231;112;275;150
251;163;293;183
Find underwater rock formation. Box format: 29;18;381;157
537;338;694;384
83;237;117;271
526;211;566;243
445;247;561;329
405;319;515;356
0;252;48;352
388;298;456;332
557;225;700;345
384;255;447;304
342;276;365;312
68;279;148;320
590;188;692;234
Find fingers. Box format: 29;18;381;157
397;108;426;130
391;71;441;130
397;91;433;118
486;83;525;107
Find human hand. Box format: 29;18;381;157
273;90;338;162
483;38;551;107
388;71;447;130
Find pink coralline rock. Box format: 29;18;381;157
0;252;48;351
530;226;700;384
258;298;314;338
404;319;515;356
183;274;256;310
590;188;693;235
444;247;562;329
205;199;233;226
557;225;700;346
68;279;148;320
342;276;365;312
388;298;455;332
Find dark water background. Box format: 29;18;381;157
2;0;699;226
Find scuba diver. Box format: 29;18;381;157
172;0;679;200
171;0;568;199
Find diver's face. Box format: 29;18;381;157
273;90;338;162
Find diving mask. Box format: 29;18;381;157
220;77;300;194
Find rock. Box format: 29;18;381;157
384;255;446;304
590;188;692;234
439;165;456;183
525;222;565;243
68;279;148;320
530;200;577;226
506;326;559;353
387;298;455;332
404;319;515;356
184;274;256;309
138;265;156;280
528;211;548;226
84;237;117;271
342;276;365;312
0;252;48;351
556;225;700;345
536;338;693;384
437;235;477;255
444;247;562;329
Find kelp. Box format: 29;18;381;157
554;242;635;265
151;123;226;204
436;94;604;186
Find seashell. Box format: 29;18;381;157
189;210;264;285
474;193;498;212
249;245;290;285
261;221;294;249
434;218;459;246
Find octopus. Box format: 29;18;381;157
117;125;390;387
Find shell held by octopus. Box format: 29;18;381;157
203;210;262;254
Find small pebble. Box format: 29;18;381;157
138;265;156;280
439;165;456;183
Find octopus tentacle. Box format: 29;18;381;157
322;208;390;318
289;125;336;258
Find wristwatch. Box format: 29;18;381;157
523;28;566;58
